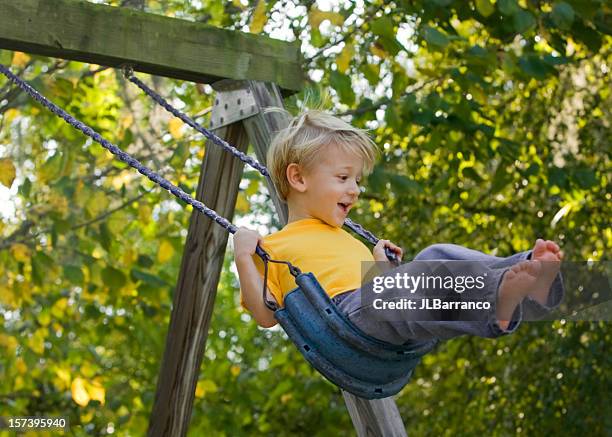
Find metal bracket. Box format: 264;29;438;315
210;80;259;130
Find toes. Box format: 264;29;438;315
529;259;542;274
534;239;546;253
504;269;516;280
513;261;530;272
545;240;559;253
512;260;540;276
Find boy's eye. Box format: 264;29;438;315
338;175;348;181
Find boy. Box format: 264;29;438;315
234;110;563;344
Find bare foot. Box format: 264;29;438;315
530;239;563;305
497;261;541;330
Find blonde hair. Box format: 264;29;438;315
266;109;378;202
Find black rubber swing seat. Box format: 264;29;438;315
274;273;438;399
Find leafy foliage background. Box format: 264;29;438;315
0;0;610;435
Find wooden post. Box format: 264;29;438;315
342;392;408;437
147;120;249;436
241;80;290;224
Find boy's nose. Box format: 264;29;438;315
347;181;360;195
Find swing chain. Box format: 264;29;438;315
345;218;400;265
125;73;271;178
260;252;302;312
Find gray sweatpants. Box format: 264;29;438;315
333;244;564;345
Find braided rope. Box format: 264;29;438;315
123;71;399;263
344;218;377;246
0;65;246;238
125;71;270;177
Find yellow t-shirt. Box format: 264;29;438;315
242;218;375;309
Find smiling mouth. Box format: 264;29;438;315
338;202;352;214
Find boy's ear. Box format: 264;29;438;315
286;163;307;193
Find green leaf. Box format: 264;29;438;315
542;54;569;66
462;167;484;182
0;49;13;65
31;256;45;286
572;20;603;52
371;16;395;40
412;109;434;126
102;266;127;289
476;0;495;18
498;0;520;16
513;10;536;33
38;153;63;184
491;164;512;193
310;27;325;48
378;36;403;56
384;105;402;132
360;63;380;86
400;93;418;118
518;55;556;79
170;141;190;169
130;268;167;287
249;0;267;34
593;10;612;36
573;168;597;189
524;163;540;177
31;252;56;286
53;218;71;234
389;174;423;193
64;265;85;284
477;123;495;137
551;2;575;30
548;167;567;188
391;71;410;98
107;210;130;235
329;70;355;105
467;45;488;57
137;255;154;268
367;166;386;194
99;223;112;251
422;26;449;48
18;177;32;197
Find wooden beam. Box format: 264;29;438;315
147;121;249;436
0;0;303;93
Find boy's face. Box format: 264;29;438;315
300;145;363;227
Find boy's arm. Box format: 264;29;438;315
236;253;278;328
